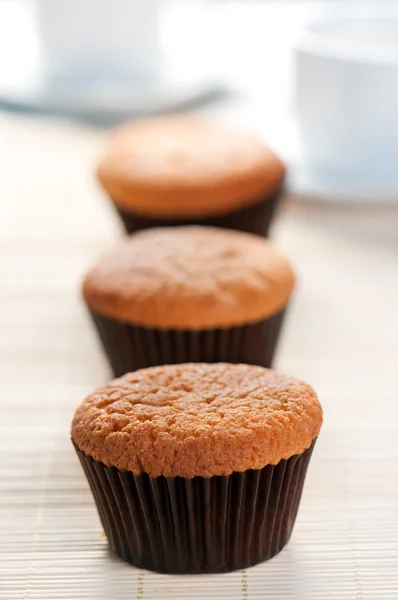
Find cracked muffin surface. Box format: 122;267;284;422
83;226;295;329
72;363;322;478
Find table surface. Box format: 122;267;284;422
1;110;398;599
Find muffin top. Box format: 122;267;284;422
72;363;322;478
96;115;285;218
83;226;295;329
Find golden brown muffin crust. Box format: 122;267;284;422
97;116;285;218
72;363;323;478
82;226;295;329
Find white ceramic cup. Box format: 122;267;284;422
294;17;398;179
34;0;160;82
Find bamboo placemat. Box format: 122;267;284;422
1;114;398;599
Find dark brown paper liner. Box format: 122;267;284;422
113;187;283;237
88;308;286;377
74;440;316;574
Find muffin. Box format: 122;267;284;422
83;226;295;376
72;363;323;574
96;115;285;236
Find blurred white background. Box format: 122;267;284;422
2;0;398;200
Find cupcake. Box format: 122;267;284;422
96;115;285;237
72;363;323;574
83;226;295;376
